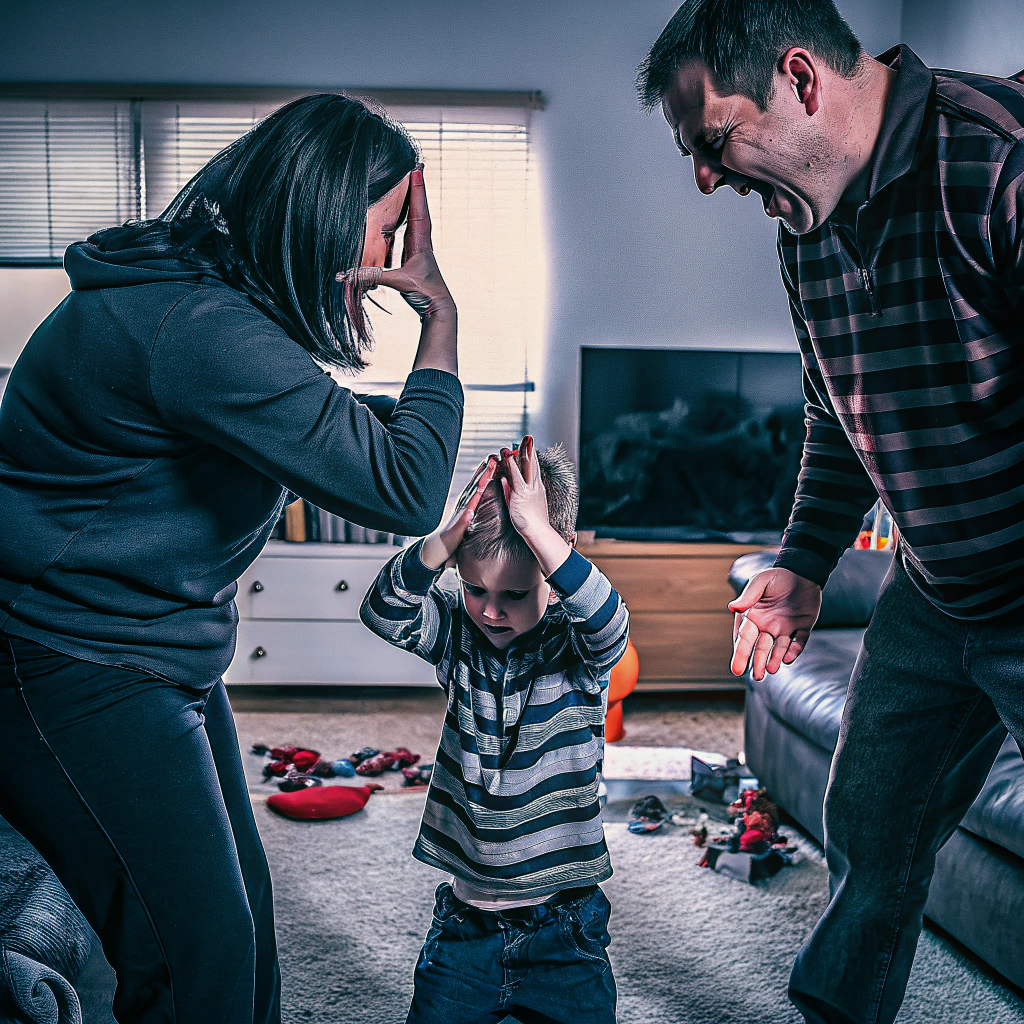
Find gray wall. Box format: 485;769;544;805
1;0;1016;450
902;0;1023;77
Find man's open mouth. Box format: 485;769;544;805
746;180;776;215
484;623;512;634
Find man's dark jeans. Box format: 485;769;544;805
790;556;1024;1024
406;881;616;1024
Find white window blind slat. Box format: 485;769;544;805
0;100;139;263
0;95;547;494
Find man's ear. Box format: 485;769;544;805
779;47;821;117
570;531;578;549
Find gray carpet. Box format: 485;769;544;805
260;789;1024;1024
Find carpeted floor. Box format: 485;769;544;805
8;689;1024;1022
258;788;1024;1024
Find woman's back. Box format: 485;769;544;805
0;235;464;688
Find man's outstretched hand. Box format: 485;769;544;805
728;568;822;680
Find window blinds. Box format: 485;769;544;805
0;94;546;491
0;99;141;263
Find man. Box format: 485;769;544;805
639;2;1024;1023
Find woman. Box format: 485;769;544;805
0;94;462;1024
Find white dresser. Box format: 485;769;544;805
224;541;437;686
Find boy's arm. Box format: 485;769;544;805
359;541;456;666
548;549;630;685
360;456;498;666
499;438;629;688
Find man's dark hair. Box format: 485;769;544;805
638;0;864;112
93;94;418;371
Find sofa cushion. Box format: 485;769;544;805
961;735;1024;862
749;629;863;753
729;547;894;628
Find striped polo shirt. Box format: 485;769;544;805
774;45;1024;619
360;542;629;898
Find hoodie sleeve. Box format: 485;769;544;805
149;288;463;537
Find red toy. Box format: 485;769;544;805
266;784;381;820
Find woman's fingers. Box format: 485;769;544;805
403;164;432;261
336;266;383;290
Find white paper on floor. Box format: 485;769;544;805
602;745;730;781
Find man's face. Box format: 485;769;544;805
455;550;551;651
661;59;839;234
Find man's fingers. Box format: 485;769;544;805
730;616;760;676
728;572;771;614
750;630;776;681
765;635;791;676
783;630;811;664
403;164;432;260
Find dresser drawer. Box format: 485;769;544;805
225;620;438;685
628;611;736;682
236;554;392;620
589;556;740;613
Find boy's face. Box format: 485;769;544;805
455;550;552;650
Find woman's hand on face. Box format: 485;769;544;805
420;457;497;570
338;166;456;323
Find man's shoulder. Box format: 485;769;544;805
932;70;1024;145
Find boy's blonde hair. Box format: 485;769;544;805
457;444;579;564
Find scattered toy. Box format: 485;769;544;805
355;747;420;776
402;763;433;787
266;783;382;821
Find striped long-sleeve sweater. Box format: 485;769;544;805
775;45;1024;619
360;541;629;899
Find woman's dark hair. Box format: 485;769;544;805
100;94;418;370
638;0;863;112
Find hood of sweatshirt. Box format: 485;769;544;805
64;224;215;290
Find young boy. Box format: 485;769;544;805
360;436;629;1024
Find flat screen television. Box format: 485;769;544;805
578;347;805;543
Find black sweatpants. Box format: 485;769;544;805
0;633;281;1024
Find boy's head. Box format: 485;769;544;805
455;444;579;649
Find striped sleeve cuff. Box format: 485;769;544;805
397;540;445;594
772;545;837;588
550;549;621;632
547;548;592;596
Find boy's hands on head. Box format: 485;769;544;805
420;456;498;570
501;437;573;577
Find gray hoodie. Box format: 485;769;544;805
0;233;463;689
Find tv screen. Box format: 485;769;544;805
578;348;805;542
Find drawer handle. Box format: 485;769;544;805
251;580;264;593
335;580;349;592
252;646;267;659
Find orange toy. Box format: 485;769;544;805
606;639;639;743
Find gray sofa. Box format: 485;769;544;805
731;548;1024;991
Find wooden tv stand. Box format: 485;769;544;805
576;539;770;692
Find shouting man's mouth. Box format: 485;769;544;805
483;623;512;634
729;177;778;217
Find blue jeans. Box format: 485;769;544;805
406;882;616;1024
789;555;1024;1024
